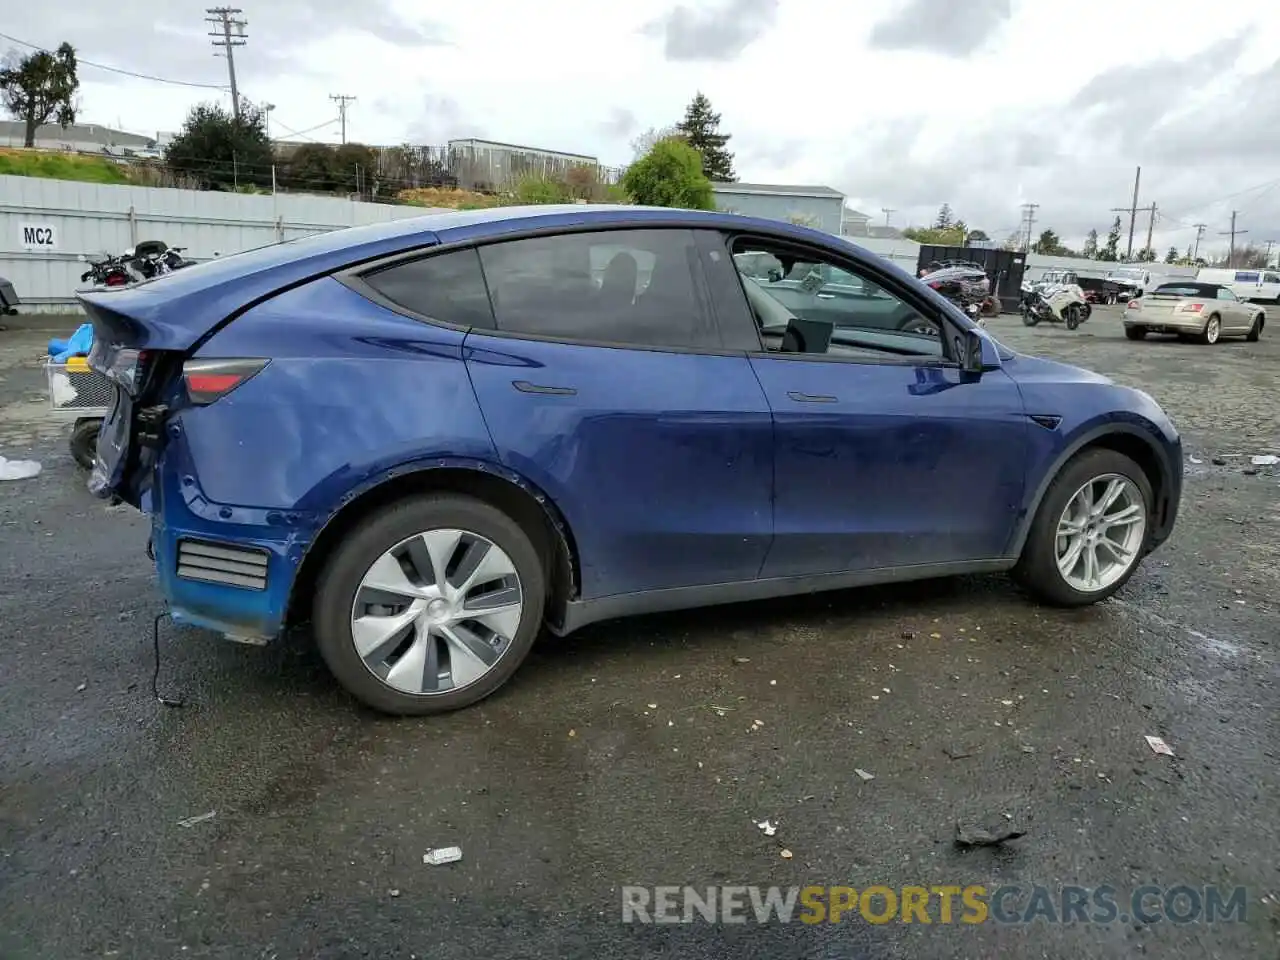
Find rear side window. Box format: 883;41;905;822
361;248;495;329
1234;271;1260;282
478;229;718;350
1265;273;1280;284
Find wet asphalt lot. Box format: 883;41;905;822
1;308;1277;959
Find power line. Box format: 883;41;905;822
329;95;356;144
0;30;227;90
206;7;247;120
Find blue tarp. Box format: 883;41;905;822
49;323;94;363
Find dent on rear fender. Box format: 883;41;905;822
183;278;498;513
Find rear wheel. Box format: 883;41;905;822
1247;314;1263;342
1124;326;1148;340
69;418;101;470
1013;448;1151;606
1200;314;1222;344
313;494;546;715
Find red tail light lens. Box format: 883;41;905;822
1127;300;1141;310
183;358;268;405
1176;302;1204;313
927;280;942;290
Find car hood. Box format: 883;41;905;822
998;352;1113;386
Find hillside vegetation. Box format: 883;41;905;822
0;148;134;184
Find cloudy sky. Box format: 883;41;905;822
8;0;1280;257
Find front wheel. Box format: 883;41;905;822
1012;448;1152;606
69;418;102;470
312;494;547;716
1064;305;1081;330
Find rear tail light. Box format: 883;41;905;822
927;280;942;290
1127;300;1141;310
182;358;268;405
1176;303;1204;314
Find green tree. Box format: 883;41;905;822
284;143;338;191
164;99;273;190
966;228;990;242
621;136;714;209
333;142;377;195
1136;246;1157;262
1164;246;1179;264
675;92;735;182
0;42;79;147
934;203;954;229
1099;216;1122;261
902;225;966;246
1031;228;1062;255
1082;229;1099;258
630;125;681;161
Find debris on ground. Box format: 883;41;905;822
732;656;750;665
1211;457;1227;466
943;747;973;760
177;811;217;828
854;768;875;781
389;889;401;898
1189;456;1203;464
1145;735;1175;757
954;821;1026;847
779;849;793;859
1250;454;1278;466
0;455;41;481
756;819;777;837
423;846;463;865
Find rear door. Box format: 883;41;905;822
456;228;774;600
702;231;1030;578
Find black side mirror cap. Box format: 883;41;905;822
956;328;985;373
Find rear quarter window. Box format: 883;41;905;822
359;248;496;328
1234;271;1260;282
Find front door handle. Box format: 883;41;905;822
512;380;577;396
787;391;837;403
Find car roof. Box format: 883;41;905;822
1155;281;1221;295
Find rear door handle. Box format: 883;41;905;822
512;380;577;396
787;391;837;403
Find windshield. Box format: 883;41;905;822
1110;269;1145;281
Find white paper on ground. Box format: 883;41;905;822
0;455;42;481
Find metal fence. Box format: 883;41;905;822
0;174;447;311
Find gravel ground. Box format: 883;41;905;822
0;309;1277;959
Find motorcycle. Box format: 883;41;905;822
1021;281;1092;330
78;252;133;287
920;261;999;326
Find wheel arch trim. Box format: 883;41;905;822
1006;421;1175;559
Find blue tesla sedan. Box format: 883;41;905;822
81;205;1182;714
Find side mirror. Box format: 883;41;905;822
955;327;985;374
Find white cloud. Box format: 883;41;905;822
10;0;1280;258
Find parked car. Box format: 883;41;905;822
1194;267;1280;304
80;205;1183;715
1125;281;1265;343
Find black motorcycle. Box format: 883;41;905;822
919;261;1000;319
79;252;132;287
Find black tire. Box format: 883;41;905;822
69;418;101;470
1021;307;1040;327
312;494;547;716
1012;448;1153;607
1124;326;1147;340
1064;305;1081;330
1247;314;1263;342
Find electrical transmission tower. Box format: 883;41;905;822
330;95;357;144
206;7;247;120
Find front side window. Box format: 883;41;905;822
478;229;717;350
361;248;496;328
729;238;943;360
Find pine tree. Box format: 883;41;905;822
934;203;954;229
1082;229;1099;258
1100;216;1122;261
676;92;735;182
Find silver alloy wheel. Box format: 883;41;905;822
1055;474;1147;593
350;528;523;695
1205;316;1221;343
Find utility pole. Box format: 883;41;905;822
1143;203;1157;261
1192;223;1206;261
1220;211;1247;266
881;207;895;226
330;94;356;144
1020;202;1039;252
1265;239;1276;267
1107;165;1142;260
260;101;275;139
206;7;247;120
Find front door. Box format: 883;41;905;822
710;233;1030;579
463;228;774;599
